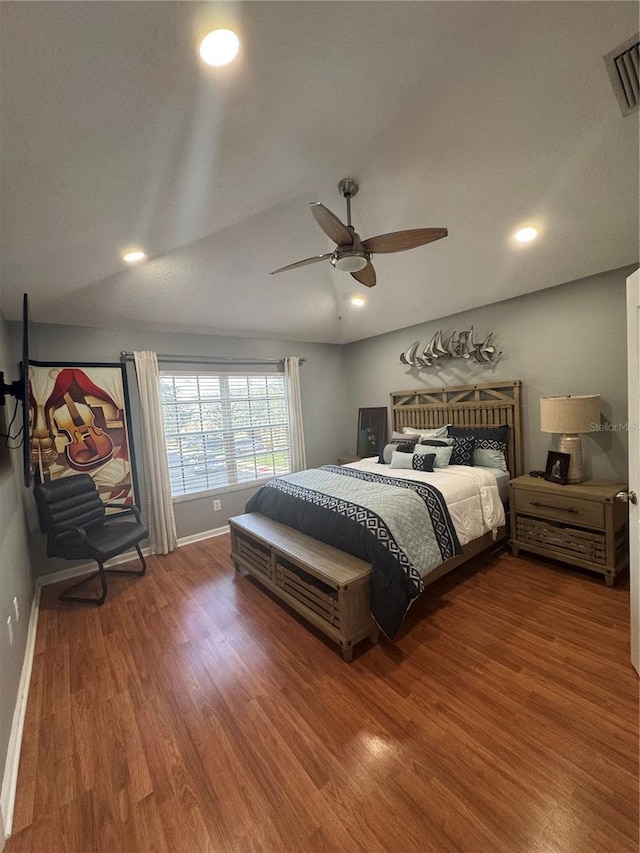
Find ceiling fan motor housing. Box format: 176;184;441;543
332;249;369;272
270;176;447;282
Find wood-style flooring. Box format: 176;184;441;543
5;536;638;852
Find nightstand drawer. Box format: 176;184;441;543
516;517;606;564
514;490;604;529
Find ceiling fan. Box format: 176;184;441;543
270;178;447;287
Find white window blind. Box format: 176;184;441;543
159;372;291;497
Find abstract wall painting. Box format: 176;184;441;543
29;361;138;505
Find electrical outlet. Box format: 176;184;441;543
213;499;222;511
7;616;13;646
13;596;19;623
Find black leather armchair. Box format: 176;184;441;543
34;474;148;605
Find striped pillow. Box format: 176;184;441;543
378;437;418;464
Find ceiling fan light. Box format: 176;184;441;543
333;254;368;272
514;226;538;243
199;29;240;67
122;249;146;264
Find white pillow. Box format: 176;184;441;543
389;449;414;469
412;443;435;456
394;425;450;440
418;444;452;468
474;447;508;471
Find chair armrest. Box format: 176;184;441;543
103;503;142;523
54;526;90;546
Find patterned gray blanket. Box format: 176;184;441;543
245;464;461;639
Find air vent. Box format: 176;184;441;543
604;35;639;116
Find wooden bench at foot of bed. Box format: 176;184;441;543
229;513;379;662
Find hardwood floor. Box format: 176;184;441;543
6;536;638;852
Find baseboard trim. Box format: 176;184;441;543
177;524;230;547
0;585;41;838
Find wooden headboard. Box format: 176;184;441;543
390;380;523;477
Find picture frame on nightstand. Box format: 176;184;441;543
544;450;570;485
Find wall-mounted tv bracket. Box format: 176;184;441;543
0;372;23;406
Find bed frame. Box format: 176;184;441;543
385;380;522;587
230;380;522;660
390;380;523;478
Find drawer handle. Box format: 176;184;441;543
530;500;578;513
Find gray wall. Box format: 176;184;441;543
344;266;636;482
8;263;636;581
0;312;33;835
10;323;350;577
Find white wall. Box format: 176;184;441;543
0;312;33;840
344;266;635;481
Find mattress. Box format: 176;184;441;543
344;458;506;547
474;466;511;502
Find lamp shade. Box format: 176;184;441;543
540;395;601;434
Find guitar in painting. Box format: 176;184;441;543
53;391;114;470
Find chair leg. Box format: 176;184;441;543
58;547;146;606
59;560;108;606
104;544;147;577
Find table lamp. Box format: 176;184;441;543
539;394;601;483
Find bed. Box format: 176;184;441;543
230;380;523;658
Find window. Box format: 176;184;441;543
160;372;291;497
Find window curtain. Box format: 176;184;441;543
133;351;177;554
284;356;307;472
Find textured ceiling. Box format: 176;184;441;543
1;1;638;344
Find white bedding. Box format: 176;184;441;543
475;466;510;502
344;459;506;548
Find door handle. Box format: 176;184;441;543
615;490;638;504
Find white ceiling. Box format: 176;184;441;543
1;1;638;344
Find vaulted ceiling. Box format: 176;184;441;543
1;1;638;344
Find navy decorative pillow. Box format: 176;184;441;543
378;437;418;464
412;451;436;472
395;441;415;453
448;424;509;443
448;424;509;470
419;438;454;447
450;435;476;466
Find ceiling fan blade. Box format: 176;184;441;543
310;203;353;246
270;253;332;274
362;228;448;254
351;262;376;288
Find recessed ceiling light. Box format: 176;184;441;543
199;29;240;67
351;296;366;307
514;226;538;243
122;249;146;265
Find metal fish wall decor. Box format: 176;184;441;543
399;328;501;368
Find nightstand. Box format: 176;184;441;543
337;455;361;465
509;475;629;586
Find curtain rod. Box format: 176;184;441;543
120;351;306;366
